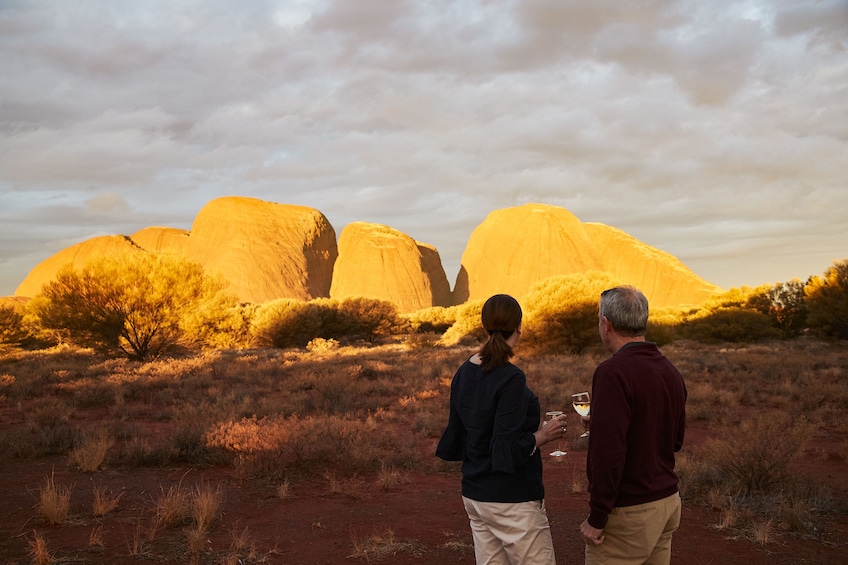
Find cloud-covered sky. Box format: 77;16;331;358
1;0;846;297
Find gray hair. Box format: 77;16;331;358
599;286;648;337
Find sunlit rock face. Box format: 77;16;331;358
454;203;722;309
583;223;722;308
454;204;605;303
131;226;190;255
330;222;451;313
15;197;338;305
184;197;337;304
14;235;147;298
13;198;721;311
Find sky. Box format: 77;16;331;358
1;0;846;298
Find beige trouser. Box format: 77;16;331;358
462;496;556;565
585;492;681;565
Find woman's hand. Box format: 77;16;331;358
535;413;568;447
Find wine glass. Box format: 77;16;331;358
545;411;567;457
572;392;591;438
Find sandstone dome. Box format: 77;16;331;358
14;197;338;305
454;203;604;303
183;197;337;304
14;235;148;298
131;226;190;255
583;223;722;308
330;222;451;313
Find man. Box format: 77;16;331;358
580;286;687;565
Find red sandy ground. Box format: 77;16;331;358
0;425;845;564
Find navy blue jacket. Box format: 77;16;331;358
436;358;544;502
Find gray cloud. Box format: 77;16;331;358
1;0;846;296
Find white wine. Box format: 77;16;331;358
572;402;590;417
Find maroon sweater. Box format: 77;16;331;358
586;342;687;529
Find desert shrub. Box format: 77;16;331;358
746;280;809;338
182;300;256;350
307;337;339;353
522;271;621;355
251;299;325;348
31;254;233;360
336;297;403;341
676;307;780;343
0;304;29;346
439;300;486;346
679;412;839;543
405;305;459;334
805;259;848;339
697;413;813;495
204;414;380;479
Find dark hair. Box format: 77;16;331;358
599;286;648;337
479;294;522;372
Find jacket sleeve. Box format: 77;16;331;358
587;365;630;529
435;369;465;461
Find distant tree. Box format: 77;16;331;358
522;271;621;354
772;280;808;337
0;304;29;346
33;254;233;360
805;259;848;339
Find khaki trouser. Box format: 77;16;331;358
462;496;557;565
585;492;681;565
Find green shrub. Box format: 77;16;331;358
336;297;403;341
32;254;233;360
252;299;325;348
677;307;780;343
699;413;813;494
522;271;621;354
439;300;486;346
805;259;848;339
0;304;29;346
405;305;459;334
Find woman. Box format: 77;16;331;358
436;294;567;565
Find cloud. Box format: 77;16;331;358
0;0;846;295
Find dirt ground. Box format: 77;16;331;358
0;424;845;564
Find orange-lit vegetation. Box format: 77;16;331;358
0;259;845;561
0;336;845;561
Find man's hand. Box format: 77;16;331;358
580;519;604;546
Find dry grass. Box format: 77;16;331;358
27;530;55;565
0;337;846;561
69;428;114;472
155;483;190;528
191;481;223;531
92;484;123;517
37;473;72;525
348;528;426;562
276;478;293;501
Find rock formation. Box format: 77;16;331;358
131;226;190;255
181;197;337;304
583;223;722;308
14;235;147;298
15;197;338;305
13;197;722;312
453;203;605;303
330;222;451;313
454;203;722;309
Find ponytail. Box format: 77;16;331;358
478;295;522;372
